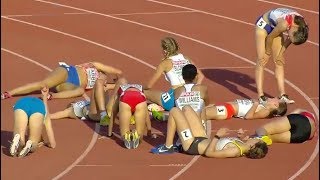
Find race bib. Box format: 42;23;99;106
256;17;267;29
176;91;201;111
216;105;227;116
180;129;193;141
161;92;172;103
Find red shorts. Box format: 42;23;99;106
215;103;236;119
119;90;146;113
300;111;317;140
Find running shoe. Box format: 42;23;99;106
10;134;21;156
253;135;273;146
258;95;268;105
152;110;166;121
130;130;140;149
123;131;132;149
18;140;33;157
151;144;175;154
1;92;11;100
99;115;110;126
279;94;295;104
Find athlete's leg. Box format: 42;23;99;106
12;110;29;149
143;89;163;106
119;102;132;137
133;102;147;140
272;35;286;96
50;107;76;120
255;27;269;97
8;67;67;96
269;131;291;143
28;113;44;152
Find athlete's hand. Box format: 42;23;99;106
216;128;229;137
41;85;49;97
258;53;271;66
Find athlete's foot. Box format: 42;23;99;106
258;95;268;105
10;134;21;156
151;144;176;154
1;92;12;100
18;140;33;157
130;130;140;149
279;94;295;104
99;115;110;126
123;131;132;149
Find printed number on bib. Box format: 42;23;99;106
216;105;227;116
180;129;193;141
161;92;171;103
256;18;267;29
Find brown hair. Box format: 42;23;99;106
268;101;288;118
245;141;268;159
161;37;180;58
292;16;309;45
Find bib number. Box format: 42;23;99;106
216;105;227;116
256;18;267;29
161;92;171;103
180;129;193;141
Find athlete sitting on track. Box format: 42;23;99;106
106;77;152;149
10;86;56;157
49;73;116;135
151;106;268;159
252;109;317;144
205;97;287;120
143;37;204;112
255;8;308;104
1;61;122;100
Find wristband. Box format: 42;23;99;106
214;135;221;139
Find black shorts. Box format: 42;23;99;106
287;114;311;143
185;137;207;155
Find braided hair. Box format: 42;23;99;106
161;37;180;58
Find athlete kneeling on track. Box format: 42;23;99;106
151;106;268;159
10;86;56;157
107;78;152;149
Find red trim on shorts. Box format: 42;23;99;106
119;91;146;113
300;112;317;140
215;103;235;119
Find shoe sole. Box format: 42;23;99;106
131;130;140;149
18;140;32;157
10;134;21;156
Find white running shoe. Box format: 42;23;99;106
279;94;295;104
10;134;21;156
18;140;33;157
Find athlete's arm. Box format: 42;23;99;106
144;62;166;90
41;87;56;148
92;62;123;76
265;20;288;55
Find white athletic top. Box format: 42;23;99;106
215;137;244;151
175;84;204;113
164;53;190;86
71;100;90;119
235;99;265;118
268;8;301;27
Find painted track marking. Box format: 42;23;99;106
3;2;319;178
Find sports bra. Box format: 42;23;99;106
164;53;190;87
215;137;244;156
234;99;265;118
175;84;204;113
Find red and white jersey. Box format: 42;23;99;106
164;53;190;87
118;84;143;97
268;8;302;29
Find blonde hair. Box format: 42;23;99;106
161;37;180;58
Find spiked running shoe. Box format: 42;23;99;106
123;131;132;149
151;144;175;154
99;115;110;126
18;140;33;157
130;130;140;149
279;94;295;104
10;134;21;156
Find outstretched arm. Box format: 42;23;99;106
41;86;56;148
92;62;123;77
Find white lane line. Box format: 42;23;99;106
310;97;319;100
150;164;186;167
257;0;319;15
199;66;254;69
75;164;112;167
3;10;195;18
52;123;100;180
146;0;319;46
